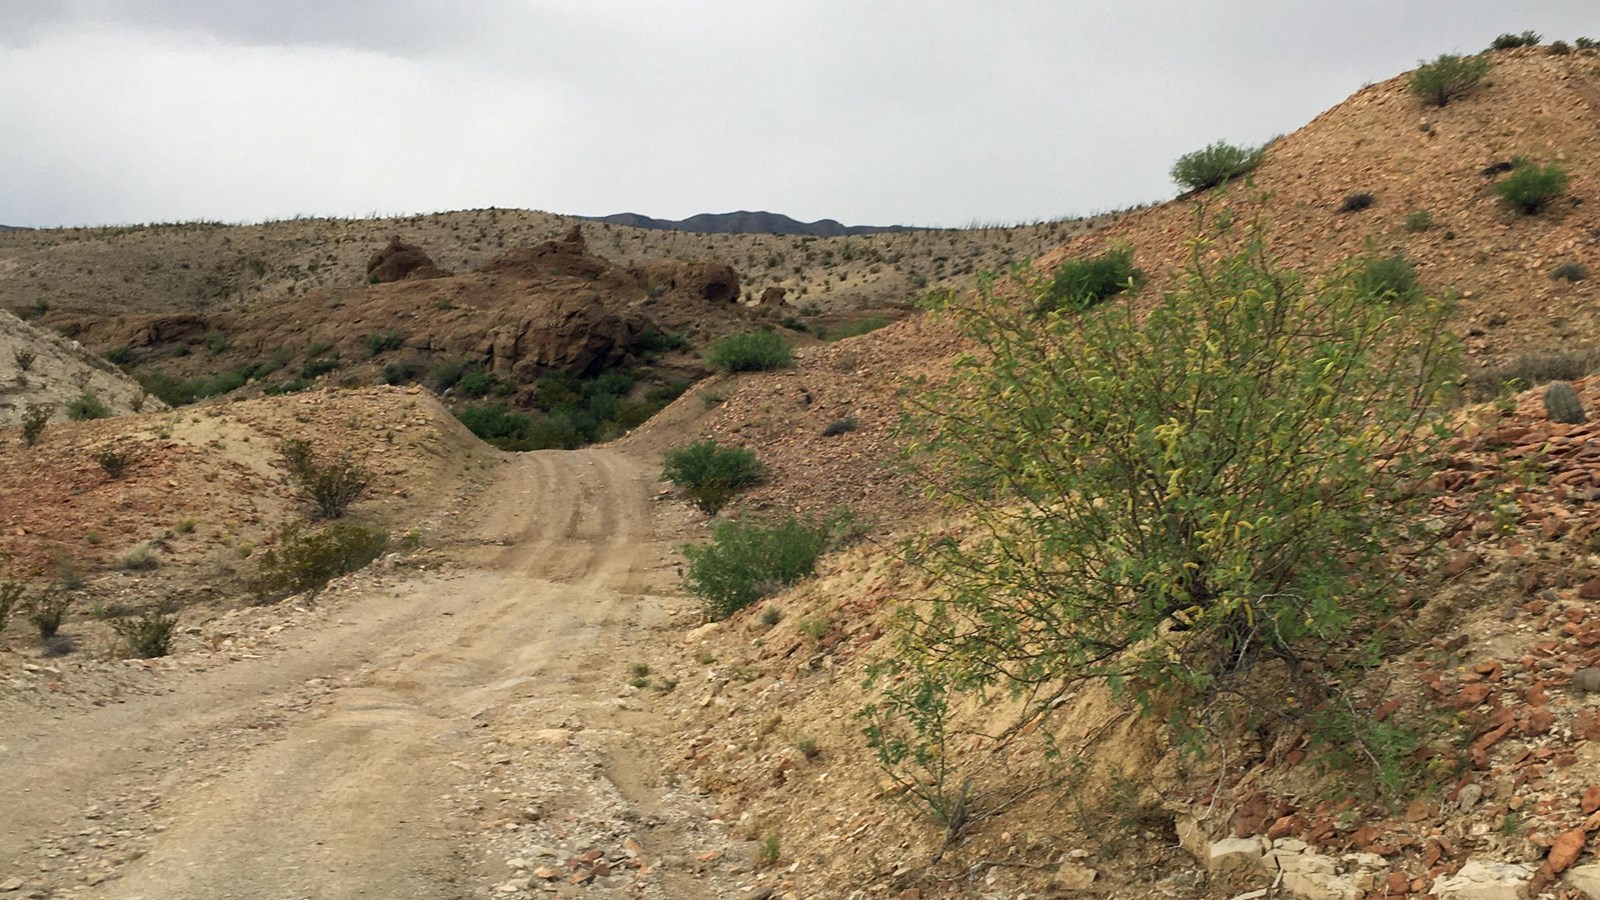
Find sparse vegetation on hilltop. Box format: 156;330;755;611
1409;53;1491;106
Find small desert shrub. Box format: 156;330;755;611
1552;262;1589;282
637;327;688;354
1549;40;1572;55
1577;37;1598;50
13;348;36;371
381;358;424;385
1339;193;1375;213
681;515;834;620
455;367;506;398
426;357;469;393
1495;162;1569;214
117;542;160;571
278;439;371;519
247;522;389;602
1409;53;1492;106
110;600;180;658
706;330;792;372
662;440;764;514
301;355;342;379
823;417;858;437
364;329;406;357
93;444;137;479
1489;31;1541;50
1040;248;1144;313
204;332;228;355
66;391;112;421
1170;141;1265;192
1351;251;1422;303
103;345;137;367
20;403;52;446
27;590;71;639
1465;350;1600;399
1403;209;1434;232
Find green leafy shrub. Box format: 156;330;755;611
1549;40;1572;55
1489;31;1541;50
886;212;1459;799
278;439;372;519
661;440;764;514
1040;248;1144;312
1409;54;1491;106
455;367;506;398
1170;141;1265;192
637;327;688;354
1403;209;1434;232
204;332;228;355
66;391;112;421
1577;37;1598;50
93;444;137;479
381;358;423;385
682;516;834;620
427;357;469;393
1351;251;1422;303
103;346;136;367
1494;162;1569;214
27;590;70;639
246;522;389;602
364;329;406;357
20;403;51;446
706;330;792;372
110;600;180;658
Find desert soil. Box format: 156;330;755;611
0;448;757;899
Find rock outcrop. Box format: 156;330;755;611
366;237;447;283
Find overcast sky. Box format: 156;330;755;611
1;1;1594;229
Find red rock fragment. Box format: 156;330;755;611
1445;551;1482;577
1580;786;1600;816
1451;683;1493;708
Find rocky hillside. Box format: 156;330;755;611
616;45;1600;900
0;206;1116;329
0;309;158;428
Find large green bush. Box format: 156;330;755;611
1170;141;1265;192
247;522;389;602
1494;162;1569;214
706;330;792;372
661;440;764;514
1039;248;1144;313
880;213;1460;798
1408;54;1491;106
682;516;833;620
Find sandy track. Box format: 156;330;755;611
0;449;719;899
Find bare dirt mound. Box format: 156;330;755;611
0;310;158;427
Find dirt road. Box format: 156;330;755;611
0;449;742;899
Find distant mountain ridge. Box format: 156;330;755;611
586;210;918;237
0;225;26;232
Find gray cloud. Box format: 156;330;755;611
1;1;1595;227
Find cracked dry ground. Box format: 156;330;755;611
0;449;755;900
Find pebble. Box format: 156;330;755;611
1572;667;1600;693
